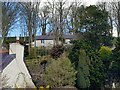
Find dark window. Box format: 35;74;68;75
41;40;45;43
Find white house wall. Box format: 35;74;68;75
45;40;54;46
65;39;70;44
36;40;54;47
2;58;35;88
3;43;35;88
35;39;71;47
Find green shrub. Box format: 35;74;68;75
77;49;90;88
99;46;112;59
27;47;37;59
41;57;77;88
109;38;120;82
99;46;112;70
50;45;64;59
64;45;73;53
36;47;50;56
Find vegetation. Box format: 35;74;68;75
2;2;20;45
41;57;77;88
36;47;51;56
25;56;77;88
50;45;64;59
99;46;112;71
27;47;37;59
109;38;120;84
99;46;112;59
78;5;113;48
69;40;106;88
77;49;90;88
2;1;120;89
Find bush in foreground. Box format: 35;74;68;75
41;57;77;88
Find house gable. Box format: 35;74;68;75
0;51;16;71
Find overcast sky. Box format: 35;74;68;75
39;0;98;6
83;0;98;5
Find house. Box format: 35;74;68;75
0;43;35;88
35;34;77;47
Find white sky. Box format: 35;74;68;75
83;0;98;6
39;0;98;5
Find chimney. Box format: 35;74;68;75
9;43;24;61
16;37;20;43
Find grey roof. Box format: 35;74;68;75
0;52;16;70
35;35;77;40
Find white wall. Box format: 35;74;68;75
2;43;35;88
65;39;70;44
36;39;71;47
36;40;54;47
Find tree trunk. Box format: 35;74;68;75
59;2;64;45
28;13;32;55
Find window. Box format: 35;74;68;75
41;40;45;43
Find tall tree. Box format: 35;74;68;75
77;49;90;88
39;4;50;35
78;5;112;48
47;0;59;45
47;0;73;45
69;2;82;34
109;2;120;37
109;38;120;87
2;2;20;44
97;2;113;35
20;2;40;54
57;1;65;43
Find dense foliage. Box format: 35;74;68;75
36;47;50;56
99;46;112;71
77;49;90;88
77;5;113;48
99;46;112;59
69;40;106;88
67;5;115;88
109;38;120;83
50;45;64;59
41;57;77;88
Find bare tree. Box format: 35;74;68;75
47;0;75;45
39;4;50;35
47;0;61;45
20;2;40;54
47;0;59;45
1;2;20;45
69;1;82;34
109;1;120;37
32;2;40;47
